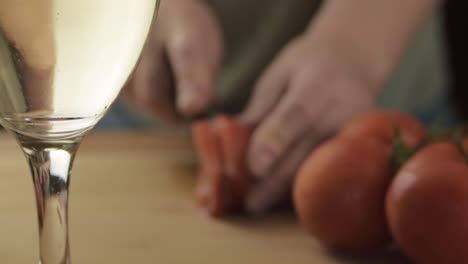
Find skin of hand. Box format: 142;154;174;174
123;0;223;122
0;0;55;111
240;0;442;215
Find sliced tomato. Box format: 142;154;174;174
192;115;253;217
192;120;225;217
214;115;252;205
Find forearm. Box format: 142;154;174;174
307;0;442;89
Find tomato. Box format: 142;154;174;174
293;110;426;251
214;115;252;205
192;120;226;217
192;115;252;217
386;142;468;264
340;110;426;148
294;136;392;251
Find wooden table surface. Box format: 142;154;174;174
0;131;408;263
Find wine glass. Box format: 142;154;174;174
0;1;159;263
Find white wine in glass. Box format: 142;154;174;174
0;0;159;263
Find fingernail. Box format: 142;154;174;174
178;90;201;113
177;80;208;116
250;146;274;179
244;190;269;216
245;180;286;216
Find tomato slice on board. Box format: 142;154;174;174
213;115;252;209
192;116;253;217
192;120;226;216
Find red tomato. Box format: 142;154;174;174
340;110;426;148
192;115;252;218
214;115;252;206
192;120;226;217
386;142;468;264
294;136;392;251
294;110;426;251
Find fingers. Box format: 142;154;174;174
244;69;375;214
246;77;330;180
124;0;223;121
238;51;293;126
245;137;320;215
166;13;222;117
123;45;180;122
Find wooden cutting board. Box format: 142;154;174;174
0;131;408;263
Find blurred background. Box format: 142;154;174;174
95;1;468;132
444;0;468;120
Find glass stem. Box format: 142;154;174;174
20;138;81;264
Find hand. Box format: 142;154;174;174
123;0;223;122
240;34;377;215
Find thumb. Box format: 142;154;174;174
166;24;222;117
